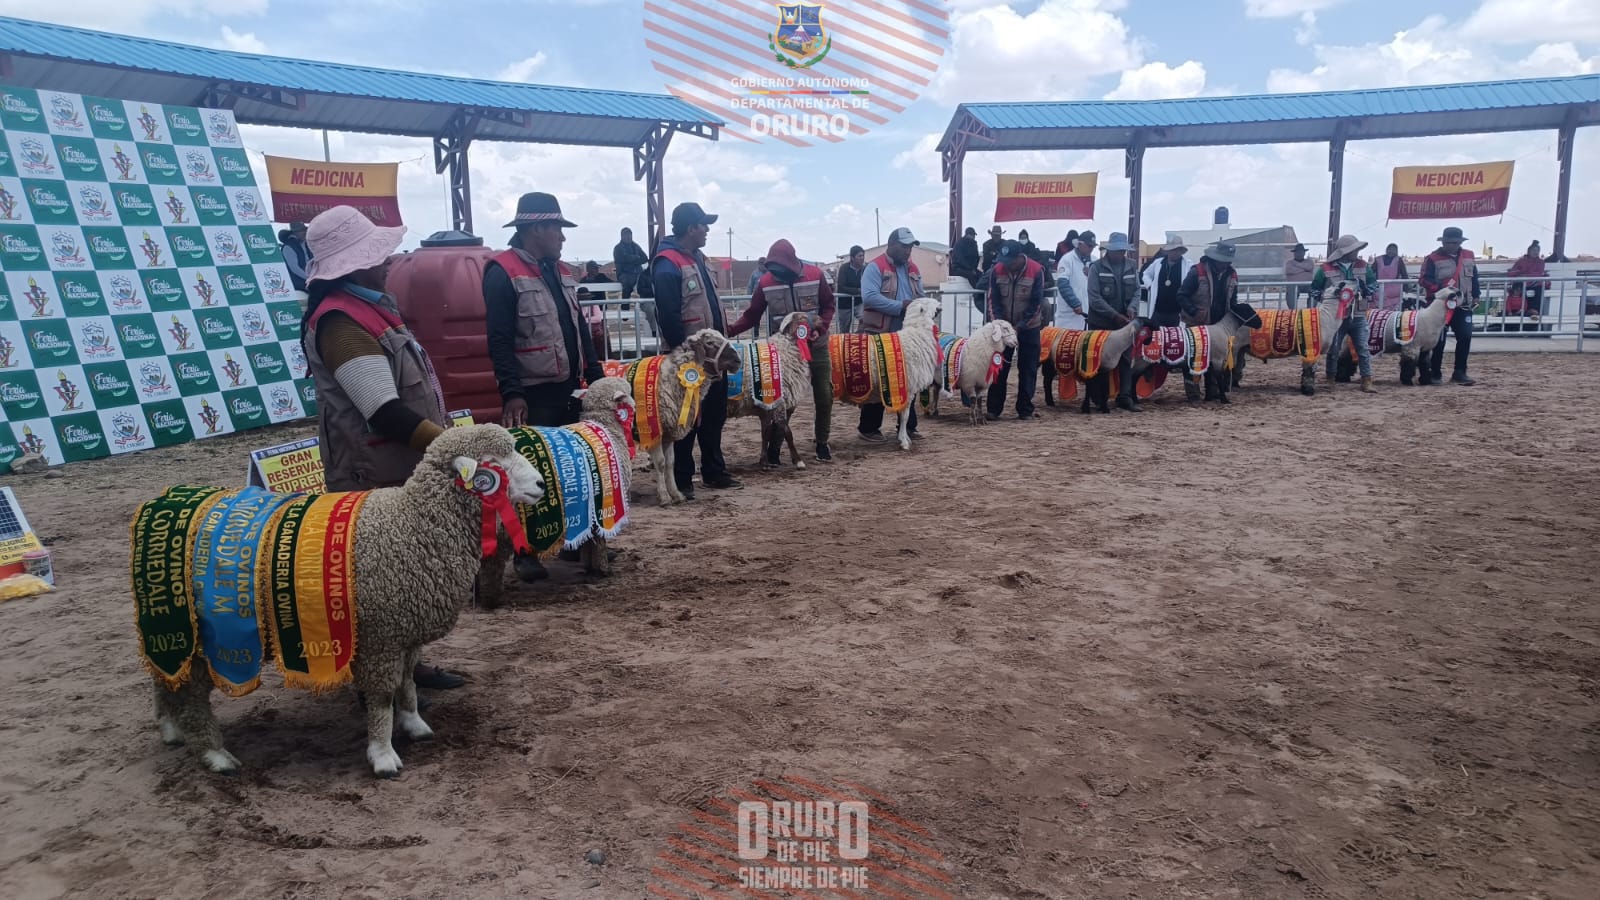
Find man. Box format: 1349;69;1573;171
1178;242;1240;401
1310;234;1379;394
951;226;981;288
727;239;837;462
1417;226;1480;386
986;240;1045;421
745;257;766;296
612;227;649;298
484;192;605;581
1141;237;1192;326
1374;243;1408;312
278;221;312;291
654;202;741;493
1053;230;1095;331
858;227;924;442
835;245;867;335
1284;242;1316;310
1505;240;1549;322
1055;229;1078;263
980;225;1004;272
301;205;462;694
577;261;613;360
1086;233;1143;413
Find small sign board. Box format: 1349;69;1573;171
450;409;475;427
0;487;44;580
246;436;324;493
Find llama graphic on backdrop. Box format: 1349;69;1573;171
109;144;136;180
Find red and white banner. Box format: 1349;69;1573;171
994;173;1097;223
1388;161;1514;220
265;155;402;226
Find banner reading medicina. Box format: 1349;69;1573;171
1388;161;1514;220
0;82;306;471
263;155;401;227
643;1;952;146
993;173;1098;223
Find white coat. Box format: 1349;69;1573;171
1141;255;1195;318
1053;250;1095;331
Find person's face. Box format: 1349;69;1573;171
1386;244;1398;257
621;228;632;240
1076;241;1092;256
681;222;709;251
1528;244;1539;257
850;251;865;267
350;259;391;292
1442;240;1462;253
1293;248;1307;259
522;224;565;259
1166;249;1184;263
1005;255;1025;275
1106;249;1126;264
887;241;912;265
1019;231;1029;241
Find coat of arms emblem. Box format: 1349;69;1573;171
771;4;831;69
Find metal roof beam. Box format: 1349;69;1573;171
199;82;306;112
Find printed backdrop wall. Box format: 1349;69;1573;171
0;84;313;472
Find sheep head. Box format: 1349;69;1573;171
904;298;941;326
983;319;1018;349
1226;300;1262;330
425;424;545;506
688;328;742;378
574;376;635;418
776;311;812;339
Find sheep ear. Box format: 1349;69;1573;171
615;390;633;405
453;456;478;482
571;387;588;400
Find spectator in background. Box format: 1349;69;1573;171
614;227;655;338
1053;230;1095;331
745;257;767;296
1283;242;1316;309
279;221;312;291
1505;240;1550;322
1017;229;1040;263
981;225;1004;272
1056;229;1079;263
1374;243;1408;311
835;245;867;334
577;260;614;360
951;226;981;288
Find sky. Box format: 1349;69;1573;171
4;0;1596;264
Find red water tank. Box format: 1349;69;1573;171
387;232;500;424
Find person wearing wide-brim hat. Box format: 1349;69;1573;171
1417;225;1480;385
1177;241;1241;401
1311;233;1380;393
1141;236;1192;327
483;191;605;582
981;225;1005;272
1284;241;1316;309
301;205;464;692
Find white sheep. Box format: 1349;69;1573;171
139;425;545;778
1235;291;1350;397
1329;289;1453;385
827;298;943;450
727;312;813;469
624;330;743;506
926;320;1018;424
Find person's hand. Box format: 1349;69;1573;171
502;397;528;428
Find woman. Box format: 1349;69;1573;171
1374;243;1407;311
1505;241;1550;322
300;205;465;695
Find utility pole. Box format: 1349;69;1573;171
727;227;735;290
875;208;881;247
322;129;331;162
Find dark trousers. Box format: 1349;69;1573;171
619;272;640;298
1426;308;1473;378
674;380;728;488
859;401;917;436
988;327;1041;417
1152;308;1181;327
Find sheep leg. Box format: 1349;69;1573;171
663;443;688;504
1042;359;1056;406
394;647;434;742
162;658;239;774
581;536;613;576
895;409;912;451
1300;362;1317;396
650;445;675;505
152;679;184;746
782;417;805;470
357;655;405;778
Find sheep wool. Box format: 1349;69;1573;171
625;355;708;450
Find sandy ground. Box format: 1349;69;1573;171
1;352;1598;900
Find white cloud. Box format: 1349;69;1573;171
216;26;267;54
497;53;549;83
1294;10;1319;46
1244;0;1345;16
0;2;268;33
1105;61;1207;100
930;0;1143;103
1462;0;1600;44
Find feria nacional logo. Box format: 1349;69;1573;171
642;2;951;146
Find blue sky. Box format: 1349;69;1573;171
5;0;1595;263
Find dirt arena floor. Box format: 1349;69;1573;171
1;351;1597;899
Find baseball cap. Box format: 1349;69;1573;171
996;240;1025;262
888;226;918;246
670;202;719;230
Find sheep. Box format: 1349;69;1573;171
1039;319;1147;414
1329;289;1453;385
925;319;1018;425
827;298;943;450
727;312;814;470
139;425;545;777
477;377;637;606
1235;285;1353;396
625;329;743;506
1132;301;1261;404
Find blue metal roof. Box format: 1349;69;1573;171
0;16;721;146
939;75;1600;152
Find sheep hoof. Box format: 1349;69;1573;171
397;710;434;741
201;749;240;775
158;718;184;746
368;742;404;778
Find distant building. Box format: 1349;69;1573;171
839;241;953;286
1165;225;1301;277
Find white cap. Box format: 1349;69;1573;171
888;227;918;246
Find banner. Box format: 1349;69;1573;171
264;155;401;227
0;84;311;473
994;173;1097;223
1388;161;1514;220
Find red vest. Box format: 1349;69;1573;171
653;247;719;338
492;250;588;385
989;258;1045;329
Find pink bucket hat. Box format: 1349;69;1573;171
304;205;406;283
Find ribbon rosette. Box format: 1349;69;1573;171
677;365;705;428
454;458;530;558
614;405;637;458
794;323;812;362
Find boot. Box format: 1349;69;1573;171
1451;370;1476;386
1116;396;1141;413
1360;377;1378;394
514;551;549;582
1183;379;1201;403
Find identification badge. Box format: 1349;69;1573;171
685;275;700;294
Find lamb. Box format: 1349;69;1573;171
926;319;1018;424
1329;289;1453;385
627;329;743;506
1041;319;1146;414
1132;301;1261;404
827;298;943;450
1235;285;1352;396
137;425;545;777
478;377;637;606
727;312;814;469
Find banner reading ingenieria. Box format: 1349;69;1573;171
0;84;313;471
994;173;1097;223
1388;161;1514;220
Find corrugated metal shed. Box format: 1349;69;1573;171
0;16;721;146
939;75;1600;152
